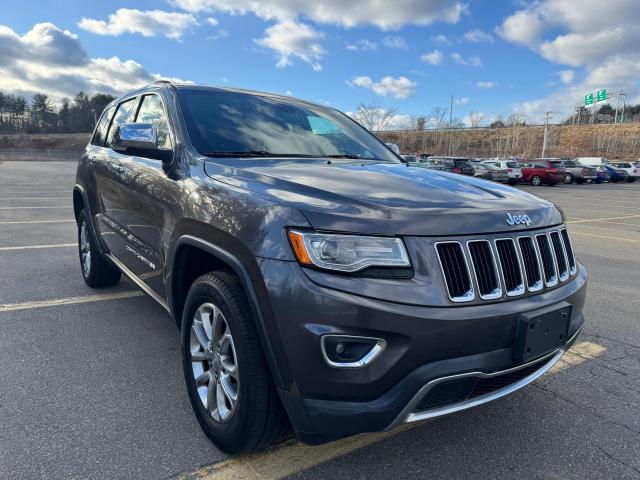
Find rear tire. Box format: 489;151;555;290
531;176;542;186
181;271;290;454
77;209;121;288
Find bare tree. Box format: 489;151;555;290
352;100;397;132
468;111;484;128
428;107;448;129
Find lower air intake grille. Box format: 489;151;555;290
436;242;473;302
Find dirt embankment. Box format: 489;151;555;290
378;124;640;159
0;133;91;152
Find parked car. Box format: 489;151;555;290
73;82;586;453
482;159;523;185
593;166;610;184
470;160;490;179
552;159;597;184
402;154;418;163
422;156;475;175
610;162;639;182
520;159;565;186
601;164;630;183
484;163;510;183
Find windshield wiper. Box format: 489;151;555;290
321;154;363;159
202;150;284;157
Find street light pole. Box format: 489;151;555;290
541;111;552;158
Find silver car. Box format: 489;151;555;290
482;159;523;186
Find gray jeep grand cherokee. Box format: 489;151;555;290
73;82;587;453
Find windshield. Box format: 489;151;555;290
177;89;399;162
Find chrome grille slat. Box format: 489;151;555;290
494;238;525;296
560;228;577;275
517;236;543;292
536;234;558;287
467;240;501;300
549;231;569;281
435;242;474;302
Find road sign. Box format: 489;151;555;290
597;89;607;102
585;93;594;106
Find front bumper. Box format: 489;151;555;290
258;259;587;444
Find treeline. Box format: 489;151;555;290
0;91;115;134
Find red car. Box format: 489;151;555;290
520;159;566;186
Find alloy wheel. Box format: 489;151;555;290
80;220;91;277
190;302;239;423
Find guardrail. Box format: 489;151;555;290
0;149;82;161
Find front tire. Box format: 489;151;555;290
77;209;121;288
564;173;574;184
181;272;289;454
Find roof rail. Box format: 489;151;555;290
154;79;173;85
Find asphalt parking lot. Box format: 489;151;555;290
1;161;639;480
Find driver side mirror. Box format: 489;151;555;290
113;123;158;151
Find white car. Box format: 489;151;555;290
611;162;639;182
482;159;523;186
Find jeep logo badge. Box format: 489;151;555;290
506;212;531;226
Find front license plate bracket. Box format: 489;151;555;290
513;303;571;364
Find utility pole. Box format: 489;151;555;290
448;95;453;155
614;91;621;124
620;93;626;124
541;111;552;158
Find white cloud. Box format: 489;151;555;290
463;29;494;44
432;34;451;45
476;81;497;89
420;49;443;66
255;21;325;71
348;75;417;99
500;0;640;120
345;39;377;51
382;35;407;49
79;8;198;40
0;23;188;103
558;69;575;84
205;17;219;26
496;10;544;46
451;52;482;67
173;0;467;30
454;97;470;105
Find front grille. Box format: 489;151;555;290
435;227;576;303
436;242;474;302
415;357;550;413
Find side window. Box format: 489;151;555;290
91;106;115;146
135;94;172;150
106;98;138;148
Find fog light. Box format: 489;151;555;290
321;335;386;368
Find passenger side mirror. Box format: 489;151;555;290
113;123;158;151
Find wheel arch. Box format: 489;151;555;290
168;233;289;390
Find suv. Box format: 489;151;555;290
420;156;475;175
74;83;587;454
482;159;523;186
520;159;565;186
551;159;597;185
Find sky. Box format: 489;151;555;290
2;0;640;127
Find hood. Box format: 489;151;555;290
204;159;562;236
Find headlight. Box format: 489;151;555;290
288;230;410;272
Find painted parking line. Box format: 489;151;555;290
569;231;640;244
566;214;640;224
0;219;75;225
179;341;605;480
0;206;69;210
0;291;144;313
0;243;76;252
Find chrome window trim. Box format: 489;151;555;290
386;327;582;430
516;235;544;292
434;241;475;303
465;240;502;300
320;335;386;368
493;237;525;297
535;233;558;288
